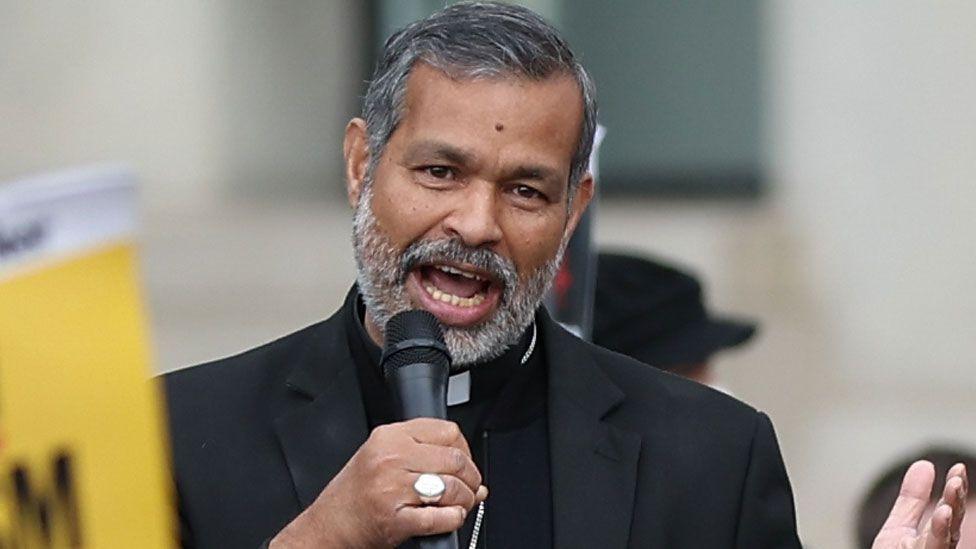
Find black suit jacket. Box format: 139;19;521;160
164;303;801;548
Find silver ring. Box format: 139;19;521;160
413;473;446;504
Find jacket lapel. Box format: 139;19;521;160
273;309;370;508
543;313;642;549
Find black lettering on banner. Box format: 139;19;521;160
0;221;47;259
0;449;83;548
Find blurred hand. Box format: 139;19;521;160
872;460;968;549
270;418;488;549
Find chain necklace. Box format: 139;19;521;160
466;321;536;549
467;502;486;549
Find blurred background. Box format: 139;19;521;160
2;1;974;547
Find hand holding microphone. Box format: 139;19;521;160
381;310;474;549
271;311;486;549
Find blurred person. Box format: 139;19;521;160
858;447;976;549
591;251;757;387
161;3;965;548
592;252;973;548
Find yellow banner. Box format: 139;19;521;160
0;167;174;548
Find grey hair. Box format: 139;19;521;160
363;1;597;195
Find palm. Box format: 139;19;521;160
872;461;968;549
873;527;937;549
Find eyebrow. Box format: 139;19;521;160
402;140;474;166
506;164;560;183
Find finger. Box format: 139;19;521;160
408;473;477;511
922;503;953;549
396;505;467;538
948;462;967;482
948;462;968;502
407;444;482;491
881;461;936;532
943;467;967;548
402;418;472;457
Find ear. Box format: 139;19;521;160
343;117;370;209
563;173;595;239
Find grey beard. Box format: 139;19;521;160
352;184;565;368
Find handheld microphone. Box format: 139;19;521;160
381;310;458;549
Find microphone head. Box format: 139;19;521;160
381;310;451;378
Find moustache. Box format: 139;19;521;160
398;238;518;294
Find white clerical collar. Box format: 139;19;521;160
447;321;537;406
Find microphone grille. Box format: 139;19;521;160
382;310;450;376
385;309;443;346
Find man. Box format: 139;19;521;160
592;251;758;386
164;3;966;548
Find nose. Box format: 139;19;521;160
441;182;503;248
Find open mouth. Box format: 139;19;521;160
406;263;503;326
421;264;491;306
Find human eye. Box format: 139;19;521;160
411;164;460;189
420;165;455;180
509;183;550;207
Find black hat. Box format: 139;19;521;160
591;252;757;370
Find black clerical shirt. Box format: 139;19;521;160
346;294;553;548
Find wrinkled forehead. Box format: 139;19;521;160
388;65;583;177
393;63;584;168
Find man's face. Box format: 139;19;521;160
344;63;593;366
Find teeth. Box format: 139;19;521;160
424;284;486;308
435;265;486;281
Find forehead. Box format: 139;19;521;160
391;63;583;171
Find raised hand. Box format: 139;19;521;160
872;460;968;549
271;418;488;548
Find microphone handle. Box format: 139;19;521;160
388;363;449;419
387;363;458;549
